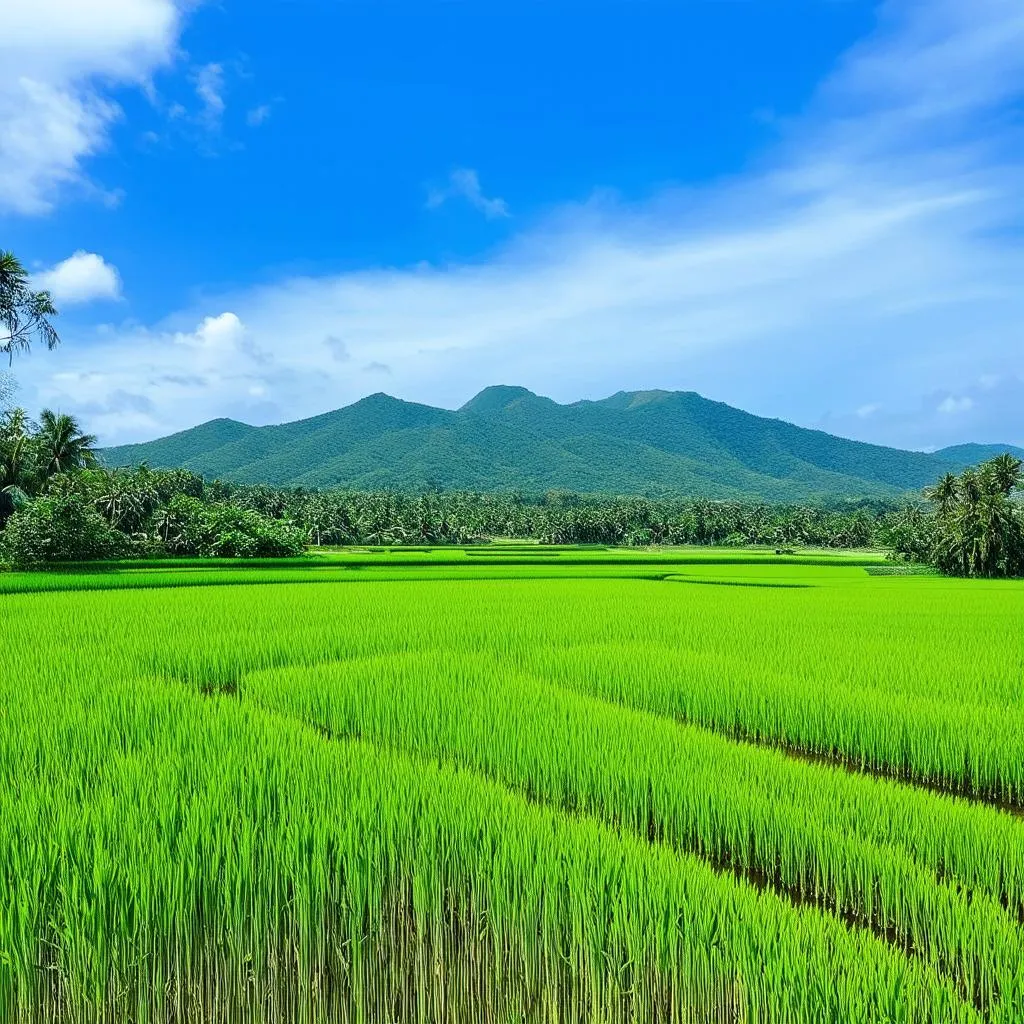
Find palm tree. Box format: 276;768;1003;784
93;467;158;532
923;456;1024;577
986;453;1023;496
1;251;60;361
0;407;35;525
925;472;959;514
151;505;184;546
35;410;97;479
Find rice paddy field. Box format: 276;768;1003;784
2;546;1023;1023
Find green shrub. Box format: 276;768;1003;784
164;495;304;558
0;494;127;567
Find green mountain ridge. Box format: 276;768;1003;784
100;386;1024;500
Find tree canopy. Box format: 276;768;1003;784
890;454;1023;577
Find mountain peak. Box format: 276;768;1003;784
595;389;687;411
460;385;540;415
353;391;400;406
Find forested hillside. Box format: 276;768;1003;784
102;386;1016;500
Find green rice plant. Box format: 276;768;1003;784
242;650;1024;1018
0;674;978;1023
1;559;1022;1021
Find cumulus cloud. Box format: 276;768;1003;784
10;0;1024;450
0;0;188;214
177;311;245;351
34;251;122;304
25;311;266;441
0;371;16;407
427;168;509;219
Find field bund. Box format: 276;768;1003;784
1;547;1023;1022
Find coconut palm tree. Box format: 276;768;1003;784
93;467;159;532
35;410;98;479
986;453;1023;496
924;455;1024;577
925;472;959;514
0;408;36;525
151;504;184;546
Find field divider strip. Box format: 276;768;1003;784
0;567;678;596
660;575;814;589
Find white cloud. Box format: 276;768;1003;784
34;251;122;305
0;0;189;214
856;404;880;419
9;0;1024;451
246;104;272;127
176;312;246;351
937;395;974;415
193;62;225;132
427;168;509;219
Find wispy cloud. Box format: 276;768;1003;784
324;336;350;362
246;103;272;127
192;62;226;133
11;0;1024;450
427;168;509;219
937;395;974;415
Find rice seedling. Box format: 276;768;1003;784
1;555;1021;1021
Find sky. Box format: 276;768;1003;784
1;0;1022;451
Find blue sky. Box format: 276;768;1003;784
2;0;1022;450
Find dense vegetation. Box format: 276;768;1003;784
0;408;304;565
888;453;1024;577
2;418;894;565
5;410;1023;576
101;385;1024;500
2;556;1023;1021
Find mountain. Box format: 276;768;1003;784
99;386;1020;500
103;417;258;468
933;443;1024;469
